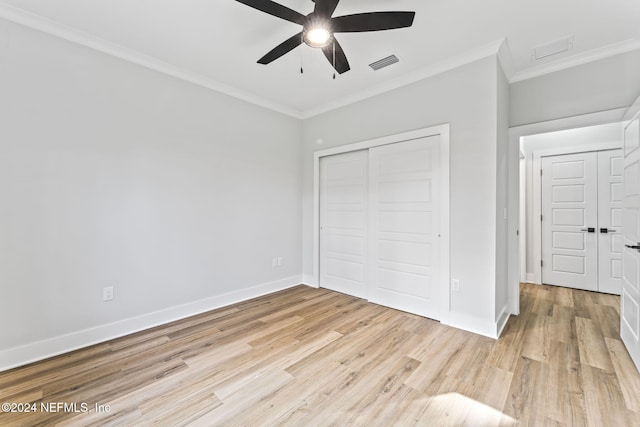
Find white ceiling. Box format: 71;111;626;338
1;0;639;117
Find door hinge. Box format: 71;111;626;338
540;214;543;222
540;169;543;176
541;260;544;267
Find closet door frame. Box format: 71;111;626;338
532;141;624;285
312;125;450;321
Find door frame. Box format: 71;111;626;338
313;124;450;322
509;107;629;315
533;143;623;285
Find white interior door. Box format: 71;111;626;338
368;136;442;320
598;149;623;294
319;150;368;299
622;115;640;370
542;152;598;291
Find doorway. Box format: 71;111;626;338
518;121;624;293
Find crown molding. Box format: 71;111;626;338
6;1;635;120
301;39;505;119
0;2;504;121
497;38;515;81
510;38;640;83
624;94;640;122
0;3;304;119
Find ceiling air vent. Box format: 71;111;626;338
531;36;574;61
369;55;399;71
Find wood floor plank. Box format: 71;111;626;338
227;361;350;427
542;340;584;425
189;370;295;427
550;303;575;344
576;316;615;371
212;330;342;400
485;314;529;372
1;283;639;426
503;356;547;423
404;327;471;394
606;337;640;412
521;313;553;362
580;363;632;427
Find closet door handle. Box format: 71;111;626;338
600;228;617;233
625;244;640;251
580;228;595;233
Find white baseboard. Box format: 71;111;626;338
525;273;538;284
496;307;511;338
0;276;304;372
443;311;502;339
302;274;318;287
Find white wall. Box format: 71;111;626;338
521;123;623;281
0;19;303;369
302;56;503;336
510;49;640;127
495;59;510;326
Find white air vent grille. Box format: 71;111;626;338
531;36;574;61
369;55;399;71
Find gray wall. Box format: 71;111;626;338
0;19;302;357
496;59;510;320
510;49;640;127
302;57;501;333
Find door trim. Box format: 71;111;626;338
509;107;628;316
313;125;450;322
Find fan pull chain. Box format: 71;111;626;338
300;33;304;74
332;41;336;80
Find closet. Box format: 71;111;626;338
319;136;445;320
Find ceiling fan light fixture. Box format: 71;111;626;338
238;0;416;74
304;27;332;48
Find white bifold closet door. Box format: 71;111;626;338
319;136;442;321
541;149;623;294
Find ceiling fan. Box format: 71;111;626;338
235;0;416;74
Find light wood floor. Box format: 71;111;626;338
1;283;640;426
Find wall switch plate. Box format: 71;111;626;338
277;257;283;266
451;279;460;292
103;286;114;301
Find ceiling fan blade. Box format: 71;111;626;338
314;0;340;18
258;32;303;64
236;0;306;25
331;11;415;32
321;39;350;74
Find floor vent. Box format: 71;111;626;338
369;55;399;71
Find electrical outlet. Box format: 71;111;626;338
103;286;114;301
277;257;283;267
451;279;460;292
272;257;278;268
